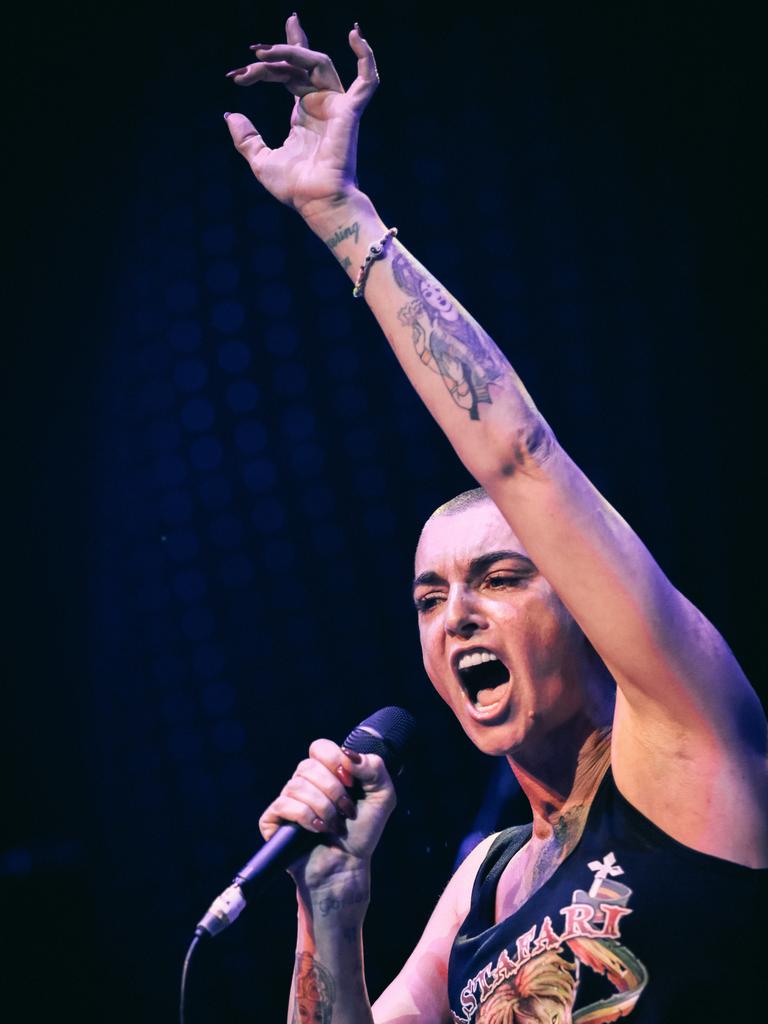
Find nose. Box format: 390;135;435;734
444;585;487;639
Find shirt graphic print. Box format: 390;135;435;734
451;850;647;1023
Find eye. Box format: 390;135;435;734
414;593;444;614
485;573;526;590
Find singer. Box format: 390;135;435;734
223;15;767;1022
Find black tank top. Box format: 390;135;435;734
448;767;767;1022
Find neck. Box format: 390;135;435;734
507;697;613;843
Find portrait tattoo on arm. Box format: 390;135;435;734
391;252;503;420
292;952;336;1024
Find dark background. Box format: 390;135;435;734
5;3;765;1021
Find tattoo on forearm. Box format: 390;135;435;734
326;223;360;250
317;890;367;917
292;953;336;1024
391;252;503;420
340;256;352;270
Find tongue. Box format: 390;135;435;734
475;682;508;707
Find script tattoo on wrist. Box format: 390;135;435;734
292;953;336;1024
317;890;368;918
391;252;503;421
325;223;360;250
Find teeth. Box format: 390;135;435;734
458;650;498;671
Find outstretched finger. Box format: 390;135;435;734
347;25;379;108
228;60;312;94
285;11;309;48
250;43;343;93
224;112;271;175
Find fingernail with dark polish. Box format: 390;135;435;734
337;795;357;819
341;747;363;764
335;764;354;787
312;817;328;832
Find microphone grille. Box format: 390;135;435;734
342;706;416;776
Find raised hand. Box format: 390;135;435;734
224;14;378;223
258;738;396;892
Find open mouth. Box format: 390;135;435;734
456;649;510;708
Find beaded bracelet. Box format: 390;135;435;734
352;227;398;299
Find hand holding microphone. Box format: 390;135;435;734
196;707;415;936
259;735;396;888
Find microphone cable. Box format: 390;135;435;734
180;931;204;1024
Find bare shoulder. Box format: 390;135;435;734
372;833;500;1024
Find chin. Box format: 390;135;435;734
462;719;527;759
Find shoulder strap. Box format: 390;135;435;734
470;823;533;905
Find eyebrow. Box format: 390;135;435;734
411;550;536;594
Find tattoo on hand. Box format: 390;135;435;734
293;953;336;1024
392;252;503;421
326;223;360;250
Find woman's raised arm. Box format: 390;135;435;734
225;14;766;865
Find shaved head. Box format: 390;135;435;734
427;486;491;521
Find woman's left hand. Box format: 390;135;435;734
224;13;379;224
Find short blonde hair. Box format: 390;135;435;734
428;486;490;520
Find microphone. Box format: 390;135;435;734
195;706;416;937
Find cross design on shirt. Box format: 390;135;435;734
587;851;624;897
